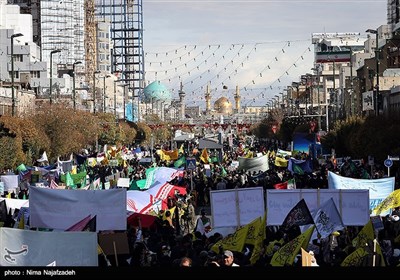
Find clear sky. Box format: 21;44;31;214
143;0;387;107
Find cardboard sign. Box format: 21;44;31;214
98;232;129;255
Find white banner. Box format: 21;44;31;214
0;228;97;266
210;187;265;228
29;186;126;231
0;175;19;191
237;154;269;173
0;198;29;215
266;189;369;226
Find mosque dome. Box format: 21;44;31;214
214;97;232;114
143;81;172;103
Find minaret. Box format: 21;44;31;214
234;85;241;113
178;81;186;120
205;83;211;113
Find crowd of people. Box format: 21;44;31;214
1;137;400;267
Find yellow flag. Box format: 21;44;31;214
249;213;266;265
274;156;288;167
270;225;315;266
18;214;25;230
161;149;179;161
211;223;249;254
352;219;374;248
244;217;262;246
341;247;369;266
200;149;209;163
372;189;400;215
71;166;77;175
179;144;184;154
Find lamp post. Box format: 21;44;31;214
92;70;100;113
72;61;82;111
10;33;23;116
49;49;61;105
366;29;379;116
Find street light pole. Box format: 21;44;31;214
72;61;82;111
49;49;61;105
10;33;23;116
366;29;379;116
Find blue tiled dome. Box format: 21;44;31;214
143;81;172;103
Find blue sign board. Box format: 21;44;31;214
186;158;196;170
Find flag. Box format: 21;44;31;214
174;156;186;168
0;200;7;223
372;189;400;215
211;222;250;254
16;163;27;172
18;212;25;230
311;198;344;239
37;151;48;163
351;219;386;266
270;225;315;266
178;144;184;154
341;247;369;266
352;219;374;248
92;178;101;190
200;149;209;163
274;156;288;167
249;213;266;265
160;149;179;161
65;172;75;188
244;216;262;246
273;178;296;190
221;166;228;177
49;180;59;189
281;198;314;231
83;215;97;232
66;215;92;231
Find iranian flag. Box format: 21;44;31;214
273;178;296;190
315;51;351;63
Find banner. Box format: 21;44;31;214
237;154;269;173
0;175;19;191
0;228;97;266
328;171;394;216
29;186;126;231
211;187;265;227
266;189;369;226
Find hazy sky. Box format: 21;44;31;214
143;0;387;107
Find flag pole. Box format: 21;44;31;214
372;238;377;267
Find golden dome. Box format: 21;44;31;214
214;97;232;114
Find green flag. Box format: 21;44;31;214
174;156;186;168
65;172;75;188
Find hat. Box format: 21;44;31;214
224;250;233;258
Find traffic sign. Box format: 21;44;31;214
384;158;393;168
186;158;196;170
389;157;400;161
